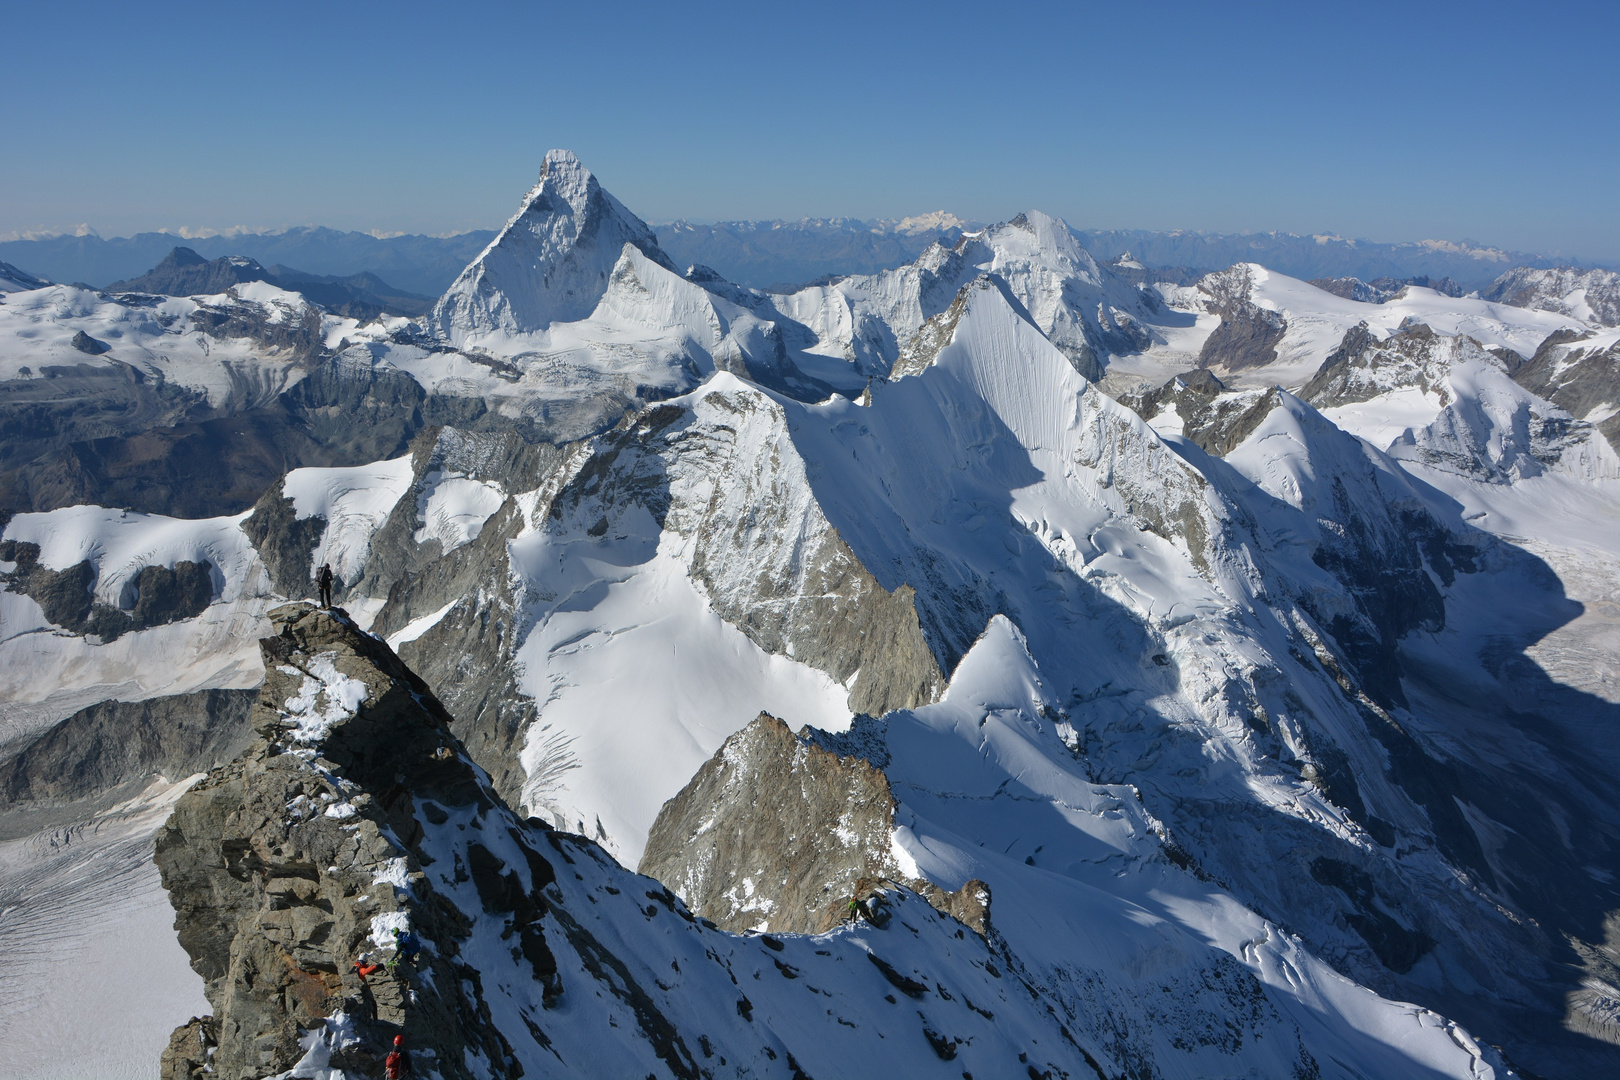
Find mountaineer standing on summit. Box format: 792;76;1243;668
317;563;334;608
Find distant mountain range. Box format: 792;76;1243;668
108;246;433;319
8;218;1611;298
653;215;975;290
0;226;494;297
1072;228;1606;292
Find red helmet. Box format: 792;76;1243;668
394;1035;404;1045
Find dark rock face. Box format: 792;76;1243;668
1300;322;1456;411
1121;370;1284;458
0;359;213;500
1;356;428;518
1514;328;1620;451
239;487;327;600
69;329;111;354
641;713;990;936
107;247;271;297
1308;856;1433;973
0;688;255;838
1197;265;1287;371
0;538;217;641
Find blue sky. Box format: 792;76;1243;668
4;0;1616;258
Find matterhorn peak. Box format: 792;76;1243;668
429;149;677;348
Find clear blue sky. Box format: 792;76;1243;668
4;0;1616;258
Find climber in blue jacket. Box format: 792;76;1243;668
392;927;422;964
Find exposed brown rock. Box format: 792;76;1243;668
640;712;990;937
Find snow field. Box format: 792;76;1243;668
283;455;416;584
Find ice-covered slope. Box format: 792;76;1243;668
362;274;1606;1070
0;778;207;1080
0;282;343;410
759;280;1614;1074
1294;320;1620;484
0;506;272;748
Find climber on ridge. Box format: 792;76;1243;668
392;926;422;965
385;1034;411;1078
317;563;334;608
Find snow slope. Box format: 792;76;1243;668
0;507;271;745
284;455;417;585
745;209;1179;386
2;151;1616;1076
883;616;1504;1079
0;282;361;408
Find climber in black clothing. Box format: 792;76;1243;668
317;563;334;608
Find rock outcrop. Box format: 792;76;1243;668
642;714;988;935
0;537;217;642
1512;328;1620;451
1196;264;1287;371
155;605;524;1079
1486;265;1620;327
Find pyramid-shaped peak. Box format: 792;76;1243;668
970;209;1102;284
528;148;594;204
431;150;677;345
1000;210;1085;257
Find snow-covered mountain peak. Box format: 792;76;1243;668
429;150;677;348
983;209;1100;279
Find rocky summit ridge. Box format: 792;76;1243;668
152;605;1131;1080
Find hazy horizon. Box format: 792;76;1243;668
5;212;1614;270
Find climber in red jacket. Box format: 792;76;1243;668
385;1034;410;1078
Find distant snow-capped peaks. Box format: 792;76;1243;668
429;149;677;346
890;211;969;235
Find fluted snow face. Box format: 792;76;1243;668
430;150;675;348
